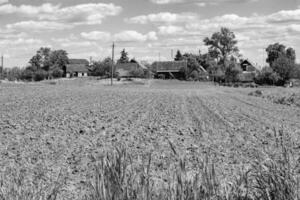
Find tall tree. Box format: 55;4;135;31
117;49;129;64
266;43;296;81
203;27;239;68
266;43;288;67
49;50;69;72
174;50;183;61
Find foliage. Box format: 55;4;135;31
51;67;64;78
272;55;295;81
203;27;239;67
266;43;296;67
224;61;242;82
90;57;112;77
117;49;130;64
49;49;69;72
29;47;69;73
33;69;48;81
1;67;23;81
254;66;283;86
174;50;184;61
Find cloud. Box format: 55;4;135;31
114;31;158;42
150;0;259;6
0;3;122;25
81;31;111;42
6;20;73;31
126;12;199;24
0;0;8;5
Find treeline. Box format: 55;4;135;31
1;47;69;81
172;27;300;85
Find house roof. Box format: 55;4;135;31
152;61;187;72
69;59;89;65
66;64;89;73
241;59;260;71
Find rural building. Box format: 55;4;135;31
152;60;187;79
66;59;90;78
239;59;260;82
116;61;147;78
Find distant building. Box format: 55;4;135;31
115;61;147;78
152;60;187;79
239;59;260;82
66;59;89;78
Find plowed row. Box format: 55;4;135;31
1;80;300;199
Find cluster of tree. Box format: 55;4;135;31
174;27;299;85
1;47;70;82
255;43;299;85
25;47;69;81
172;27;242;82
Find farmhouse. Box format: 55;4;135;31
116;61;147;78
239;59;260;82
66;59;89;78
152;60;187;79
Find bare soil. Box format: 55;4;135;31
1;79;300;199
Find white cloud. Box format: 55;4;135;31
150;0;259;6
6;20;73;31
126;12;199;24
158;25;185;35
114;31;158;42
81;31;111;42
0;0;8;5
0;3;122;25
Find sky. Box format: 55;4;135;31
0;0;300;68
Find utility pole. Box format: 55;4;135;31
0;54;3;79
111;42;115;86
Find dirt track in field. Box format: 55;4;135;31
1;79;300;199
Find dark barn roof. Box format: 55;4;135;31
152;61;187;73
69;59;89;65
241;59;260;72
66;64;89;73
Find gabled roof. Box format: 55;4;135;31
152;61;187;72
69;59;89;65
241;59;260;71
66;64;89;73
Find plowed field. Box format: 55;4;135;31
1;79;300;199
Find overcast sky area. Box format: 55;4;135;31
0;0;299;68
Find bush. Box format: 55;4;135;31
255;66;284;86
189;70;199;81
21;69;34;81
225;61;242;82
33;70;48;81
51;68;64;78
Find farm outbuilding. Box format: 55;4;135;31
152;61;187;79
116;61;147;78
66;59;90;78
239;59;260;82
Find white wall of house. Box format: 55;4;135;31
83;73;88;77
78;73;82;77
66;73;70;78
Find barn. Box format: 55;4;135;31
66;59;90;78
239;59;260;82
152;60;187;79
116;61;147;78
